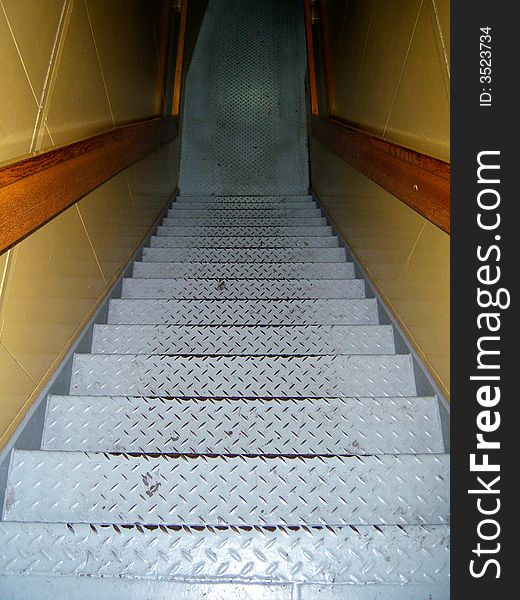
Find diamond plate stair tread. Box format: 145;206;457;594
91;324;394;355
133;261;354;279
43;396;443;454
168;203;323;221
121;278;366;300
0;522;449;584
157;225;332;237
108;299;379;325
150;236;339;248
171;201;315;210
4;451;449;525
165;217;326;226
142;247;347;263
70;354;416;397
176;194;314;203
167;208;322;218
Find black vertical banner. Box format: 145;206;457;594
452;2;514;598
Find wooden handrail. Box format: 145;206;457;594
312;116;450;233
172;0;188;116
0;116;178;253
303;0;318;116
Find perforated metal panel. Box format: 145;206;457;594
179;0;308;194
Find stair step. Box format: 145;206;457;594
0;521;449;586
70;354;416;397
150;235;339;248
133;261;354;278
43;395;443;454
157;225;332;236
91;324;394;355
142;247;346;262
171;200;316;209
176;195;315;202
167;208;322;218
168;217;326;226
4;451;448;525
121;278;366;299
108;298;379;325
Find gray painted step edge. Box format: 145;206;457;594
43;395;443;454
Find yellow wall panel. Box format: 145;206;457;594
1;0;65;101
327;0;450;161
0;206;105;383
384;0;450;161
0;343;35;449
337;0;421;137
0;7;38;162
76;173;145;283
85;0;162;125
393;220;450;395
45;0;114;145
331;0;373;116
310;137;450;398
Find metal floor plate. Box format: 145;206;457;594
170;201;316;210
43;395;443;455
70;354;416;397
157;225;332;237
150;235;339;248
179;0;308;194
163;217;325;226
4;451;449;526
121;278;366;300
91;324;394;355
133;261;354;279
167;208;322;218
0;522;449;585
175;194;314;204
107;298;380;325
141;247;347;263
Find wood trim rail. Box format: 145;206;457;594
303;0;318;116
0;116;179;253
311;116;450;234
172;0;188;116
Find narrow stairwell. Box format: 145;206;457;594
0;0;449;596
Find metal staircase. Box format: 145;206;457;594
0;0;449;597
0;193;450;598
